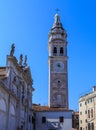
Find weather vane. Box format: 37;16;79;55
55;8;59;13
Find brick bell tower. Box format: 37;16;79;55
48;13;69;108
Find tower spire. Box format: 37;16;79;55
52;11;63;29
49;13;67;43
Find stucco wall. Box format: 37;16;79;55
35;111;72;130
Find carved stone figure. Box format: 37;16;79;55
24;55;27;66
10;43;15;56
19;54;23;66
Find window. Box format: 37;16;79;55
80;120;82;124
32;116;34;123
91;123;94;130
85;101;87;105
76;116;78;120
91;109;93;118
80;103;82;107
60;47;64;55
88;123;90;130
58;80;60;83
53;47;57;54
80;112;82;115
21;125;23;130
80;127;82;130
42;117;46;123
57;80;61;86
59;116;64;123
32;116;35;124
85;119;87;123
85;110;87;114
88;110;90;118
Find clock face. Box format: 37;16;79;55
53;61;64;72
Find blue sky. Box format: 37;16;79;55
0;0;96;110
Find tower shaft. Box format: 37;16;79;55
48;13;69;108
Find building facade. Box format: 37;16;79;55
72;111;79;130
79;86;96;130
0;44;34;130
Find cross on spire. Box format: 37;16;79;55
55;8;59;14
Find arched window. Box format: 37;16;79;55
60;47;64;55
88;110;90;118
53;47;57;54
53;47;57;55
91;109;93;118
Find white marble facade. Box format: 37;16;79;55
0;47;34;130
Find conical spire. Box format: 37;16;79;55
49;13;67;42
54;13;61;24
52;13;63;29
49;13;67;41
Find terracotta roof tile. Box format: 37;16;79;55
73;112;79;115
32;104;72;112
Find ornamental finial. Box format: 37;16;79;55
10;43;15;56
19;54;23;66
54;10;61;24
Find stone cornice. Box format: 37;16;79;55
7;55;33;86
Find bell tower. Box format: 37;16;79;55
48;13;68;108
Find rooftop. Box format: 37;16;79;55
32;104;72;112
